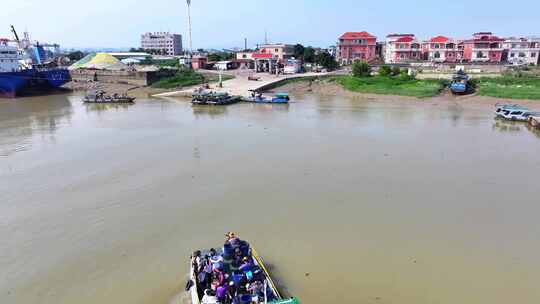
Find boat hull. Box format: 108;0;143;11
0;68;71;98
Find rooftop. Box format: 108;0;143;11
340;31;376;39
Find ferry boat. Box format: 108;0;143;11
83;90;135;103
188;233;299;304
192;91;241;105
0;28;71;98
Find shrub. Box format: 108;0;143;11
379;65;392;76
391;66;401;76
352;61;371;78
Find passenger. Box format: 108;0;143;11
247;280;264;299
201;289;219;304
239;257;253;272
192;250;202;274
216;283;228;303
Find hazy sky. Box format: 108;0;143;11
1;0;539;49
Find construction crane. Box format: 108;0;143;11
10;25;20;44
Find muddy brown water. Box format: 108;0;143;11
1;93;540;304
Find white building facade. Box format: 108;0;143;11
140;32;183;56
503;38;540;65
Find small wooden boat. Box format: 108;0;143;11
187;234;299;304
83;90;135;103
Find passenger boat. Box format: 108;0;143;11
271;93;290;104
494;104;528;118
192;92;241;106
187;233;299;304
245;92;290;104
83;90;135;103
449;70;471;95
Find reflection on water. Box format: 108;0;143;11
0;96;72;157
84;103;134;113
1;93;540;304
192;104;228;119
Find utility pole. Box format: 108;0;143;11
186;0;193;54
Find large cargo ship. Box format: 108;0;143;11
0;27;71;98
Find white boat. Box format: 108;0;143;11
501;109;540;122
494;104;528;118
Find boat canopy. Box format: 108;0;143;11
275;93;289;98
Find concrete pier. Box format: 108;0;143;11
153;71;329;98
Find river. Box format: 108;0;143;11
1;92;540;304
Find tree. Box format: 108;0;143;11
207;53;222;62
352;61;371;77
294;44;305;60
304;46;316;63
315;52;338;71
391;66;401;76
67;51;85;61
379;65;392;76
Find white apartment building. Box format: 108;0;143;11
140;32;183;56
503;37;540;65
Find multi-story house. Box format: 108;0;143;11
463;32;504;63
140;32;183;56
503;37;540;65
384;34;423;63
256;44;295;62
336;31;377;64
424;36;464;63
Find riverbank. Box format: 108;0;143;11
273;76;540;107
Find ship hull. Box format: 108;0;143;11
0;68;71;98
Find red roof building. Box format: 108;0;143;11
463;32;504;63
384;34;422;63
423;35;464;63
337;31;377;64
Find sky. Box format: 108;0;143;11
1;0;539;50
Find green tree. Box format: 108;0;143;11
315;52;338;71
207;53;223;62
379;65;392;76
352;61;371;77
67;51;85;61
294;44;305;60
304;47;316;63
391;66;401;76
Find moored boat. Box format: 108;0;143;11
494;104;528;118
83;90;135;103
192;92;240;106
449;70;472;95
245;91;290;104
187;233;299;304
271;93;290;104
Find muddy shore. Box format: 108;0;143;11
273;78;540;109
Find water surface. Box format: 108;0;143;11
1;93;540;304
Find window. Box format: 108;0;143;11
532;53;537;57
399;44;405;49
400;53;405;59
275;49;279;52
434;51;441;58
510;53;515;57
412;52;416;57
519;52;526;58
434;43;440;49
477;51;484;58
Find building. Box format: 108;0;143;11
255;44;295;62
191;55;208;70
384;34;423;63
463;32;504;63
336;32;377;64
140;32;183;56
423;36;464;63
503;37;540;65
236;51;254;60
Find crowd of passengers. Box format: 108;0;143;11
191;233;272;304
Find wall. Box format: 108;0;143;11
69;69;176;86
